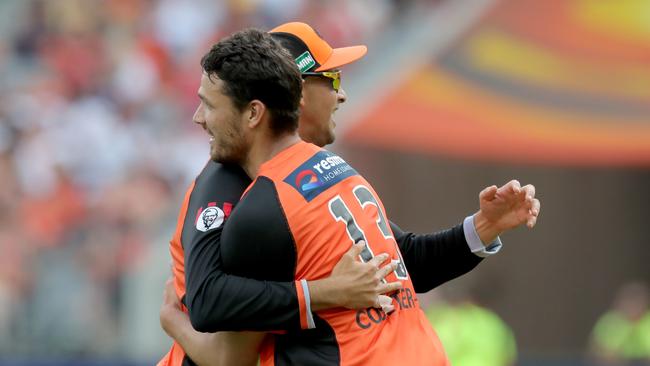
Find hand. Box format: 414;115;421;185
159;276;188;337
162;276;182;309
310;241;402;312
474;180;541;243
158;277;261;366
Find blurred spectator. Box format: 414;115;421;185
0;0;419;358
589;281;650;366
425;290;517;366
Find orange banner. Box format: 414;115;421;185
345;0;650;166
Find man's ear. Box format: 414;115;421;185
247;100;266;128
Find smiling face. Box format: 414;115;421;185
299;75;347;147
193;72;250;165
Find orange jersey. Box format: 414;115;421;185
220;141;450;366
158;177;194;366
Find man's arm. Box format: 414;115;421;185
160;278;261;366
392;222;481;293
185;230;400;332
394;180;540;293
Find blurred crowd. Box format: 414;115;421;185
0;0;430;357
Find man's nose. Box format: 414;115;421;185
192;105;205;126
337;87;347;104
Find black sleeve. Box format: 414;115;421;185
183;163;302;333
185;227;301;332
392;221;483;293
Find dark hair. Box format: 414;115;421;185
200;28;302;135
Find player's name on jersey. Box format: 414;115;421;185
355;288;417;329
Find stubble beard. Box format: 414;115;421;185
210;141;245;165
210;126;248;166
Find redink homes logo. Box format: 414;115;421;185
284;151;358;202
295;169;323;191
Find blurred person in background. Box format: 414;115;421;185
158;22;540;365
425;287;517;366
589;281;650;366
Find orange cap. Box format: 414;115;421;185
270;22;367;72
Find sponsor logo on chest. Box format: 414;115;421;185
284;151;359;202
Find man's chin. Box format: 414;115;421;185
325;130;336;146
210;153;239;165
210;155;227;164
209;151;225;163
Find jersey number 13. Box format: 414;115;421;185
328;185;408;280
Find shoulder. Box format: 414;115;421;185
234;176;282;221
195;161;250;196
225;176;289;244
180;161;251;242
188;161;251;207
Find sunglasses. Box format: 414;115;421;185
302;70;341;92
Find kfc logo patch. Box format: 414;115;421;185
196;206;225;232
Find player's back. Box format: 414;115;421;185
221;141;448;366
160;161;251;366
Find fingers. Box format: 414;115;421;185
495;180;521;199
526;216;537;228
375;295;391;307
376;261;399;282
374;262;402;314
162;277;180;307
376;295;395;314
521;184;540;228
522;184;536;200
531;198;541;215
368;252;391;269
527;198;541;228
479;185;498;202
346;241;366;259
508;179;521;194
377;280;403;295
499;180;536;204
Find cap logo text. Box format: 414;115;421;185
295;51;316;73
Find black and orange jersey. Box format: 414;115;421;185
159;162;314;366
219;141;455;365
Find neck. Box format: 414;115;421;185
242;131;301;178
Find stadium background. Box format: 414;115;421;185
0;0;648;365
